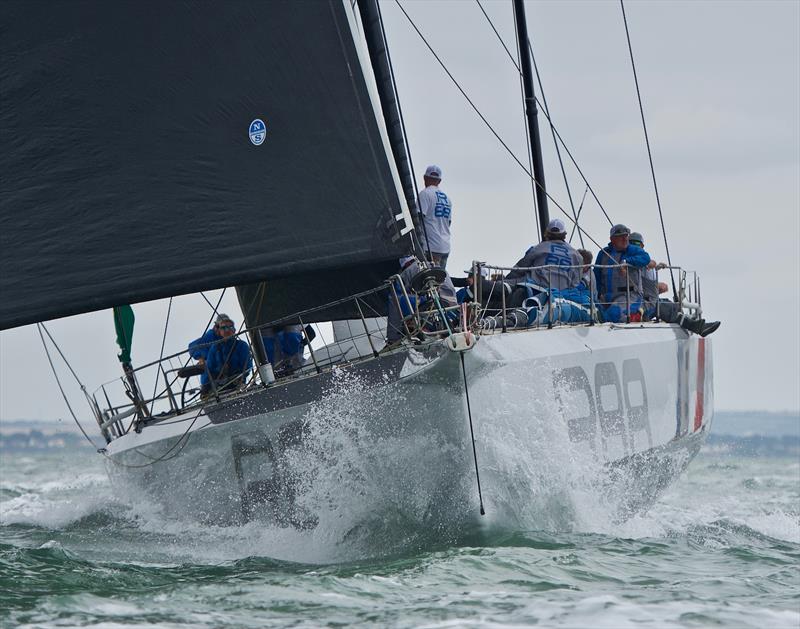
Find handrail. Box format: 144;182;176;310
473;259;698;332
481;262;685;272
94;281;402;430
130;282;395;376
94;260;701;440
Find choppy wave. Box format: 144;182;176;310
275;367;478;559
2;409;799;628
2;422;798;561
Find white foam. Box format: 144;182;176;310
740;509;800;543
277;367;476;561
0;471;114;529
510;595;800;629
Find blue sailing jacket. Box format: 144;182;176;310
593;244;651;305
188;329;218;361
205;337;252;384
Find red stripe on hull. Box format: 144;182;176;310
693;338;706;431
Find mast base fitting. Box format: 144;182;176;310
447;331;476;352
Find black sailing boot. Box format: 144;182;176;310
678;314;721;337
678;313;704;335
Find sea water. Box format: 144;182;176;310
1;421;798;628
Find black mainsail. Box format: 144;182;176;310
0;0;414;330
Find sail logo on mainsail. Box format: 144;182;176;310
249;119;266;146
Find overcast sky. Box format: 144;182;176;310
1;0;798;422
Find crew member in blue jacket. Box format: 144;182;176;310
189;314;251;396
629;231;721;337
261;325;305;376
188;313;227;390
594;224;651;323
188;314;228;362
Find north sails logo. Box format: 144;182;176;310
249;119;266;145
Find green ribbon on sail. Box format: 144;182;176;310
113;305;135;364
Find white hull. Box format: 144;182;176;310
105;323;712;532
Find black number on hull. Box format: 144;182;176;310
595;361;630;455
622;358;652;449
553;359;650;454
553;366;598;450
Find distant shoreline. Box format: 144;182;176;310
1;411;797;455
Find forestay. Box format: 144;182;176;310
0;0;412;330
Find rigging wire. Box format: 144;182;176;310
474;0;536;232
540;118;614;226
37;320;207;468
118;410;204;467
474;0;613;229
37;323;100;450
37;288;228;465
148;296;173;415
393;2;528;183
199;291;216;311
569;186;590;244
113;284;250;467
205;287;228;328
476;0;519;68
148;288;229;412
475;4;579;239
620;0;677;298
39;322;105;435
39;322;88;394
394;0;604;250
528;37;582;246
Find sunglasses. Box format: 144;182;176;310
218;324;234;331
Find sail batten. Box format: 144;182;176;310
0;0;411;330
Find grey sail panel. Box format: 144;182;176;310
237;261;395;330
0;0;410;330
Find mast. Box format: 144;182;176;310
357;0;421;244
513;0;550;239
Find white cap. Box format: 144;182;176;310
424;164;442;179
546;218;566;235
